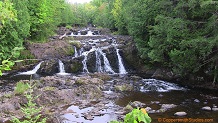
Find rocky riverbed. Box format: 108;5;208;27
1;27;218;123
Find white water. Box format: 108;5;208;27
17;61;43;75
116;49;127;74
95;48;103;73
78;31;81;36
95;48;115;74
79;47;84;56
57;60;71;76
140;79;186;92
74;46;79;57
82;47;96;73
70;29;99;36
86;30;93;36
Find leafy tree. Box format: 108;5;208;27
60;3;75;25
11;0;30;39
28;0;65;41
111;0;127;34
0;0;23;75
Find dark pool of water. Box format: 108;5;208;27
116;89;218;123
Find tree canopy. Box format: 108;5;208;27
0;0;217;83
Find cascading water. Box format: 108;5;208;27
99;48;115;74
95;48;103;73
116;49;127;74
79;47;84;56
57;60;70;76
95;48;115;74
139;79;185;92
82;47;96;73
86;30;93;36
74;46;79;57
17;61;43;75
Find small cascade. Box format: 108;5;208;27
95;48;115;74
116;49;127;74
74;46;79;57
99;48;115;74
140;79;186;92
86;30;93;36
57;60;71;76
82;47;96;73
95;48;103;73
79;47;84;56
17;61;43;75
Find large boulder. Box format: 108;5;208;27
26;40;74;59
39;59;58;75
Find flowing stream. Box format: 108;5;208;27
57;60;71;76
1;28;218;123
16;61;43;75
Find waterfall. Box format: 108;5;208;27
82;47;96;73
95;48;103;73
116;49;127;74
79;47;84;56
74;46;79;57
17;61;43;75
99;48;115;74
82;54;89;73
57;60;70;76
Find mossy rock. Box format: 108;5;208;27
114;84;134;92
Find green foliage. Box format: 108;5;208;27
0;47;23;75
110;108;151;123
12;0;30;39
0;60;14;76
28;0;66;41
0;0;17;26
87;0;218;82
111;0;127;34
14;81;30;95
0;0;73;75
11;83;46;123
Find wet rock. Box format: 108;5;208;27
89;73;111;81
75;76;104;87
152;69;176;81
130;75;142;82
74;84;102;100
83;114;94;120
39;60;58;75
130;101;146;108
174;112;187;116
75;114;79;118
161;104;177;109
114;84;134;92
80;30;88;35
194;99;200;103
202;106;211;111
151;101;160;104
145;107;152;112
27;40;74;59
157;104;177;112
212;108;218;111
123;104;133;113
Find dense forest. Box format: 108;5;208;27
0;0;218;84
